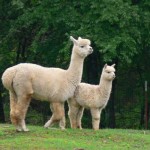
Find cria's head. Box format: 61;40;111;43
102;64;116;81
70;36;93;58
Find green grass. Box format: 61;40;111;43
0;124;150;150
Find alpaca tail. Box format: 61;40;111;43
1;66;17;95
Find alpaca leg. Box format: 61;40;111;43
44;103;56;127
68;100;80;129
9;91;21;130
21;120;29;132
9;91;23;131
44;115;56;128
44;102;65;129
76;107;84;129
51;102;65;130
11;79;33;131
68;106;79;129
48;102;66;129
59;116;66;130
90;108;102;130
14;95;31;132
44;102;58;128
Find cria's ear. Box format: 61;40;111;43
111;64;115;67
104;64;107;68
78;37;82;40
70;36;78;45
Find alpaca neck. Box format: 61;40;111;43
99;76;112;99
67;48;84;86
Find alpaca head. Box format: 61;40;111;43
70;36;93;58
101;64;116;81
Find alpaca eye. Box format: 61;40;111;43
107;71;110;73
80;46;84;48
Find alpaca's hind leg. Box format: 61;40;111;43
14;94;31;132
44;102;65;129
90;108;102;130
9;92;29;131
9;91;20;130
12;79;33;131
76;107;84;129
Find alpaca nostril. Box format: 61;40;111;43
89;48;93;53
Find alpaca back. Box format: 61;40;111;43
2;63;74;102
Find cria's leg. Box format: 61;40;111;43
68;99;80;129
44;102;65;129
90;108;102;130
76;107;84;129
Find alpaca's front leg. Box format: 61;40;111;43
68;99;80;129
44;102;65;129
68;107;78;129
76;107;84;129
90;108;102;130
59;116;66;130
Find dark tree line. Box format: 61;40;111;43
0;0;150;129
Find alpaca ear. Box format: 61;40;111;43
78;37;82;40
111;64;115;67
104;64;107;68
70;36;78;45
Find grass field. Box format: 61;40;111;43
0;124;150;150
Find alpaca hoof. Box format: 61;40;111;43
44;124;49;128
93;128;99;131
23;128;29;132
16;126;23;132
16;128;22;132
60;127;66;130
77;126;82;130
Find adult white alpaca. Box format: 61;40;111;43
68;64;115;130
1;36;93;131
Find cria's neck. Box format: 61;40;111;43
99;78;112;98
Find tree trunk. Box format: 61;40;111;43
140;105;144;128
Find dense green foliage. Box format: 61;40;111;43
0;124;150;150
0;0;150;129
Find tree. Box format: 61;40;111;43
0;0;149;129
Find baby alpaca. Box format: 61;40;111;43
68;64;116;130
1;36;93;131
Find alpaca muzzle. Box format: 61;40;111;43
89;47;93;54
113;75;116;79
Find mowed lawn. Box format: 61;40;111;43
0;124;150;150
